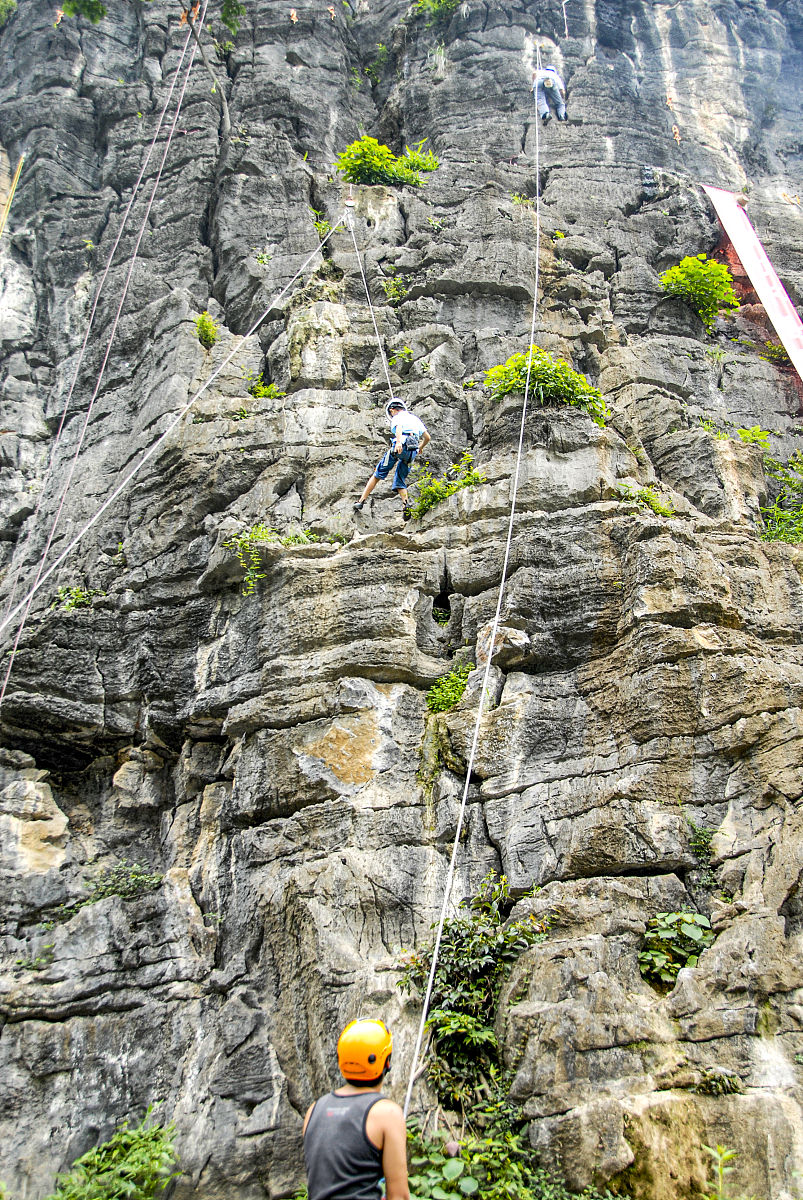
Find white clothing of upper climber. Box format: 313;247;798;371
532;65;567;122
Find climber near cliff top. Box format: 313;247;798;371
354;399;431;520
532;64;568;122
303;1018;410;1200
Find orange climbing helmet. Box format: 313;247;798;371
337;1018;393;1082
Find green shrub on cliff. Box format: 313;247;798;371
425;662;474;713
659;254;739;333
484;346;608;427
195;311;220;351
411;451;486;520
639;910;714;986
41;1110;177;1200
335;136;438;188
0;0;17;28
761;450;803;544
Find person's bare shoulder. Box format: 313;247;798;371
373;1098;406;1124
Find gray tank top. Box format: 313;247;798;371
304;1090;384;1200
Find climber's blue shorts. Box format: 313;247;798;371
374;446;417;491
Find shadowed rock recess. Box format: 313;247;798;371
1;0;803;1195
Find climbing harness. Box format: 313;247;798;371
402;57;546;1119
0;4;208;708
0;154;24;243
0;221;344;644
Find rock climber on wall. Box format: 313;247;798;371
354;398;431;520
303;1019;410;1200
532;63;568;122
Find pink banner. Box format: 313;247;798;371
703;184;803;381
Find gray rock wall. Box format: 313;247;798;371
1;0;803;1195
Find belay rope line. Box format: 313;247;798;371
402;46;546;1118
0;3;209;708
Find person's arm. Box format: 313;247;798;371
419;429;431;451
377;1103;409;1200
392;418;403;455
302;1102;315;1135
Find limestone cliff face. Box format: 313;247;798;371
1;0;803;1196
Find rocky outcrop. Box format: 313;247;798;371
1;0;803;1196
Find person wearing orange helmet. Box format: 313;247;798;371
303;1018;409;1200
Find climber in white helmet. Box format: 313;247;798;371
354;398;431;520
532;64;567;122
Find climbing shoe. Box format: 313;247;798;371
402;505;413;520
541;112;551;123
353;500;365;511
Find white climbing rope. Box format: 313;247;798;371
0;221;343;647
402;58;545;1119
344;202;396;396
1;14;199;627
0;3;209;708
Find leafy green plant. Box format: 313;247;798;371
43;860;163;928
700;1144;738;1200
552;230;565;239
659;254;739;333
398;872;549;1119
381;270;409;306
693;1069;742;1096
688;820;717;889
232;406;249;420
196;311;220;350
759;340;791;366
736;425;770;446
428;215;445;231
53;585;102;611
389;345;414;367
402;139;439;174
761;450;803;543
484;346;608;427
0;0;17;26
255;250;272;266
426;663;474;713
335;136;437;188
223;523;278;595
698;416;729;440
309;208;332;238
639;910;714;986
616;483;675;518
411;451;486;520
409;1123;613;1200
246;372;286;400
41;1109;177;1200
415;0;459;17
760;500;803;543
432;606;450;625
510;193;533;207
16;943;54;971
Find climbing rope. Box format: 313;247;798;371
0;221;343;645
1;15;198;630
0;4;209;709
344;200;396;396
0;154;25;243
402;56;545;1119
